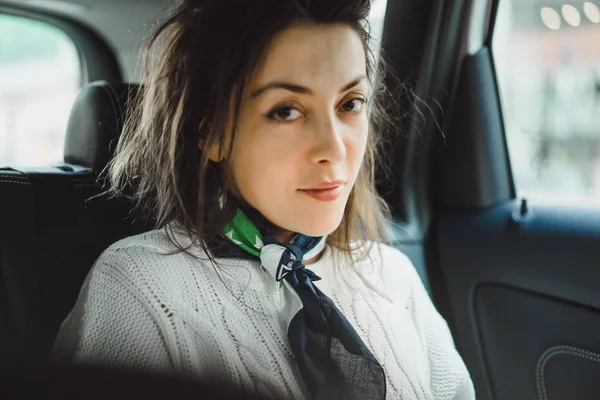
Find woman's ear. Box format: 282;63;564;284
198;138;224;162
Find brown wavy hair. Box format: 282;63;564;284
106;0;398;266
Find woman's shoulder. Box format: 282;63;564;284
81;227;246;320
324;240;420;294
104;226;180;254
91;226;216;289
339;240;428;300
96;229;172;271
347;240;416;276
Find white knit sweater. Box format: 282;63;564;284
53;227;475;399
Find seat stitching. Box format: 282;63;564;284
536;345;600;400
0;179;31;185
0;174;27;179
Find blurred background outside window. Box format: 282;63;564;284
0;14;80;167
369;0;388;55
494;1;600;204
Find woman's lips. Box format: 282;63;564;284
298;184;344;202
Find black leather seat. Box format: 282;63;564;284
0;81;151;361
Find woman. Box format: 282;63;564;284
53;0;475;399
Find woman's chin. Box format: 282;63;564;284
291;214;344;238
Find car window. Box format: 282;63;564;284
369;0;388;54
0;14;81;167
493;1;600;204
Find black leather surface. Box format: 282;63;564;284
540;346;600;400
0;167;150;360
0;81;148;361
63;82;139;172
475;284;600;400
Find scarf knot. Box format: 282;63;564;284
275;247;322;285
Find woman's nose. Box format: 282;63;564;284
308;114;347;165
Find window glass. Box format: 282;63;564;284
0;14;80;167
493;1;600;203
369;0;388;54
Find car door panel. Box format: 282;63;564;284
435;201;600;399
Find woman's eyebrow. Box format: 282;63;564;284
249;75;367;99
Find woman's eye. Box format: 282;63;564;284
267;107;303;122
341;97;366;113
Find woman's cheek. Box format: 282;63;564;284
348;129;368;167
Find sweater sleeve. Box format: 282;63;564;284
405;257;476;400
52;249;175;375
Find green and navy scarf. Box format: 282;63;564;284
215;207;386;400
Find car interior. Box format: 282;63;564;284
1;0;599;399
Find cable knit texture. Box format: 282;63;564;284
53;227;475;399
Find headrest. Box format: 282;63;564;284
64;81;139;172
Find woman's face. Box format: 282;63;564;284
230;23;369;241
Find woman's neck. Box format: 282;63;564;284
273;229;296;244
